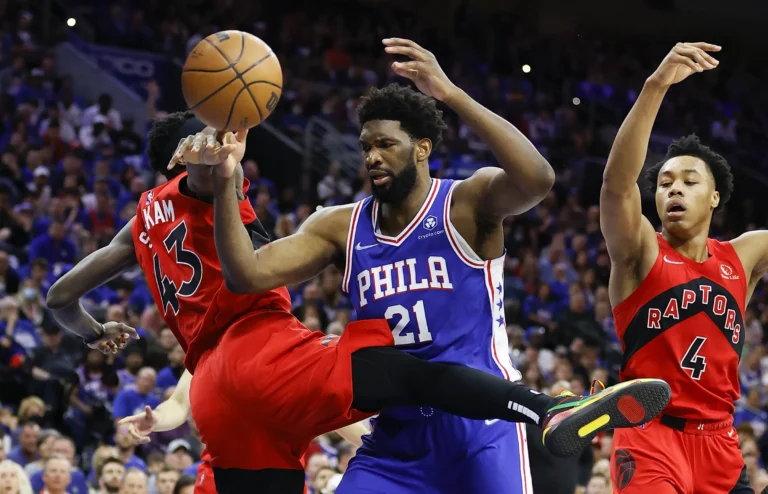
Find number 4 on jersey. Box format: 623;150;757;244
153;221;203;315
681;336;707;380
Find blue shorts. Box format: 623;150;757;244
336;410;533;494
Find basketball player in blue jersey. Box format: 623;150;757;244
172;38;671;494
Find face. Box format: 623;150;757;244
120;471;148;494
313;467;335;490
39;435;57;459
168;345;185;366
100;462;125;491
164;451;192;471
586;476;608;494
52;439;75;463
43;458;71;491
159;328;177;350
360;120;427;206
19;425;40;453
655;156;719;238
135;371;156;395
155;471;179;494
306;453;329;480
0;463;19;493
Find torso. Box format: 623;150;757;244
343;179;520;420
131;173;292;372
613;234;747;421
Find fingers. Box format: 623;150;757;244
688;42;721;52
392;61;420;78
191;132;204;153
384;45;428;62
119;323;141;340
125;424;151;444
234;129;248;143
168;136;193;170
215;143;238;162
382;38;423;51
144;405;154;419
206;132;217;152
674;43;720;70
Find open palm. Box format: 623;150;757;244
649;42;720;87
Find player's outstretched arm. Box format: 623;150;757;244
47;218;140;349
383;38;554;220
729;231;768;298
118;370;193;443
600;43;720;296
214;178;350;294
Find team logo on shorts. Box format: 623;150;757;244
614;449;636;491
423;215;438;231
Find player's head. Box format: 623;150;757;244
147;111;243;198
357;83;447;205
645;134;733;239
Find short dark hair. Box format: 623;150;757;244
98;457;124;477
147;111;195;179
173;475;197;494
645;134;733;210
357;83;447;149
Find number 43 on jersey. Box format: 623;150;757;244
153;222;203;315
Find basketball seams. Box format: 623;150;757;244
185;74;239;111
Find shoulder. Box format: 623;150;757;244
452;168;499;202
300;203;358;234
728;230;768;276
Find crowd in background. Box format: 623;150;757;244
2;0;768;493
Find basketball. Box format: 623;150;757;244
181;31;282;131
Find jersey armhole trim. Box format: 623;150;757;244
444;181;486;269
722;240;749;302
342;201;365;294
612;241;665;318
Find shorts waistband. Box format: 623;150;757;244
656;414;733;435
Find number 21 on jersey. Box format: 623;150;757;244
385;300;433;345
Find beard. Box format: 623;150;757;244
370;156;418;206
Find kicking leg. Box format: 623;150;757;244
350;347;671;457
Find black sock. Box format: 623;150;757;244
417;363;560;426
351;347;559;426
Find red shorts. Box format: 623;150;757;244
610;416;750;493
189;310;392;470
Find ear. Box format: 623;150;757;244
712;190;720;210
415;138;432;162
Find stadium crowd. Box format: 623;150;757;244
2;0;768;493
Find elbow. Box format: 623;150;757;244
526;164;556;201
45;283;72;310
222;274;261;295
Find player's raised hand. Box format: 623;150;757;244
88;321;139;354
383;38;458;102
117;406;158;444
167;127;248;171
648;42;721;88
212;129;249;181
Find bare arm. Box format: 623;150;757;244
335;421;369;448
599;81;666;264
46;218;138;341
730;231;768;299
600;43;720;303
151;370;193;432
213;176;350;293
383;38;554;220
447;91;554;219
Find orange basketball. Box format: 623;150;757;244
181;31;282;131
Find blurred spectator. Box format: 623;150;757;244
112;367;159;422
23;430;60;478
155;345;184;393
7;422;39;467
171;475;195;494
0;459;34;494
94;457;125;494
119;468;147;494
40;457;71;494
154;466;179;494
29;436;88;494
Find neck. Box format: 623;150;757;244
378;172;431;236
661;228;710;262
118;447;133;460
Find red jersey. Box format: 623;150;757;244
131;173;292;372
614;234;747;422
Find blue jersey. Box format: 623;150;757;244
343;178;521;419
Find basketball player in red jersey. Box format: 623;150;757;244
600;42;764;493
47;111;669;494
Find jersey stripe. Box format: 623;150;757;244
484;259;522;381
342;201;364;294
373;179;440;246
444;181;484;269
516;423;533;494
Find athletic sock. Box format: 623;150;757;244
419;363;560;426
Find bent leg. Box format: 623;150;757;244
350;346;557;425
